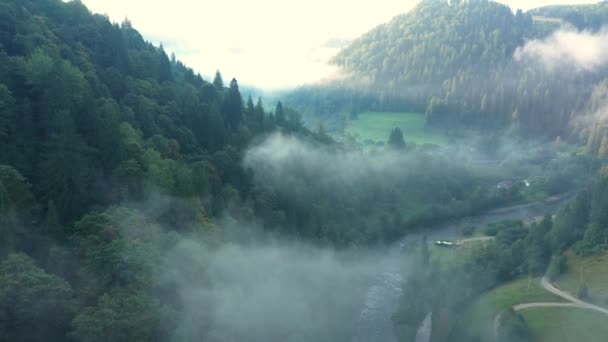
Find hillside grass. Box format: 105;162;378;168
346;112;448;146
555;250;608;307
428;240;484;267
521;307;608;342
447;277;566;341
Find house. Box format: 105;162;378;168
497;180;514;189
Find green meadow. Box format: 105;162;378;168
522;307;608;342
345;112;448;146
447;277;565;341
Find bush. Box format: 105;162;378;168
484;225;499;237
547;255;567;281
484;220;523;237
577;282;590;300
462;225;476;237
497;308;531;342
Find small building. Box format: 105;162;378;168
497;180;514;189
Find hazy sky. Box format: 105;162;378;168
76;0;600;89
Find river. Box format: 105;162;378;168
351;193;574;342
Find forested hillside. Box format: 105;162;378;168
0;0;314;339
0;1;557;340
3;0;608;341
288;0;608;141
529;1;608;30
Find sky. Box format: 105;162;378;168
75;0;601;90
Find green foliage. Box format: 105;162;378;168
577;282;590;300
71;207;160;290
39;110;93;221
387;127;406;150
0;253;76;341
224;78;243;129
497;309;532;342
547;254;567;281
554;250;608;306
0;165;36;254
0;84;14;144
462;225;476;237
452;276;563;341
290;0;608;141
521;307;608;342
529;2;608;30
71;290;175;342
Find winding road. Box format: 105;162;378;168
351;193;575;342
494;275;608;340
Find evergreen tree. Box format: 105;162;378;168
223;78;243;129
255;97;266;127
275;101;286;126
0;84;14;144
39;111;92;221
246;96;255;120
158;44;172;82
0;254;76;341
388;127;406;150
213;70;224;90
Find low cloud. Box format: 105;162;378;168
244;133;407;187
164;237;397;342
514;27;608;71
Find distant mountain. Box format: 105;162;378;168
287;0;608;141
333;0;531;96
529;1;608;30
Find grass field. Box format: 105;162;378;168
555;250;608;307
521;307;608;342
345;112;448;146
428;240;483;267
448;277;566;341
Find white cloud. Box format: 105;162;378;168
514;28;608;71
76;0;417;89
75;0;601;89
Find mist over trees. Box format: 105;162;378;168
287;0;608;143
2;0;608;341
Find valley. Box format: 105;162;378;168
2;0;608;341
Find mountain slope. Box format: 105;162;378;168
529;1;608;30
290;0;607;140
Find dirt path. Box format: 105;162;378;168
494;276;608;340
539;276;608;315
457;236;494;243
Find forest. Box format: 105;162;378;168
2;0;608;341
287;0;608;146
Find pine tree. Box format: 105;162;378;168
0;84;14;143
39;111;92;221
45;200;62;239
223;78;243;129
255;97;265;125
213;70;224;90
388;127;406;150
275;101;286;126
158;44;172;82
0;181;16;253
246;96;255;120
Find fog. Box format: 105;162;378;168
161;225;409;341
514;27;608;72
244;134;413;188
153;132;570;341
74;0;601;89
